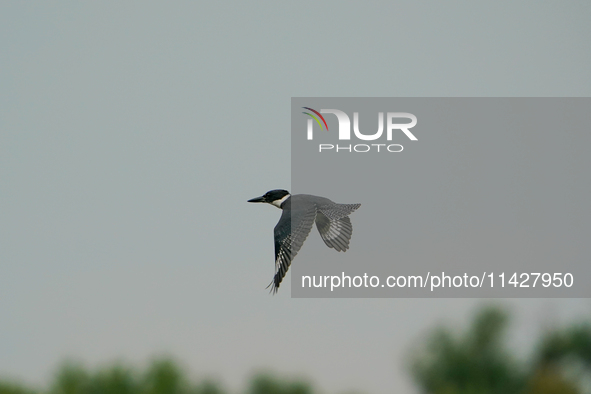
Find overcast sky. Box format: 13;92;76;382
1;2;591;394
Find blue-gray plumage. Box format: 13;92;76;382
248;190;360;294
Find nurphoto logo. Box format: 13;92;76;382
303;107;418;153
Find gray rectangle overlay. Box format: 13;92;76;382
291;98;591;298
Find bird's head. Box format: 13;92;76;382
248;189;291;209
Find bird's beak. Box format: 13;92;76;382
247;195;266;203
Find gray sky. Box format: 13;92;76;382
1;2;590;393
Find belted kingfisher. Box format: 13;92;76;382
248;189;360;294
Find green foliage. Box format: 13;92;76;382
142;358;188;394
192;380;225;394
47;358;216;394
410;306;591;394
89;364;137;394
3;359;308;394
537;324;591;367
0;381;38;394
411;307;525;394
522;366;578;394
246;374;312;394
50;362;91;394
3;306;591;394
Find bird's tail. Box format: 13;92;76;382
266;278;280;295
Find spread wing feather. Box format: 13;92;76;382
318;203;361;220
270;204;317;293
316;211;354;252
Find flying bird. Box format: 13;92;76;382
248;189;360;293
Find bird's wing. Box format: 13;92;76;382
318;203;361;220
270;204;317;294
315;212;353;252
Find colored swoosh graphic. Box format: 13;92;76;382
302;112;323;130
302;107;329;130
